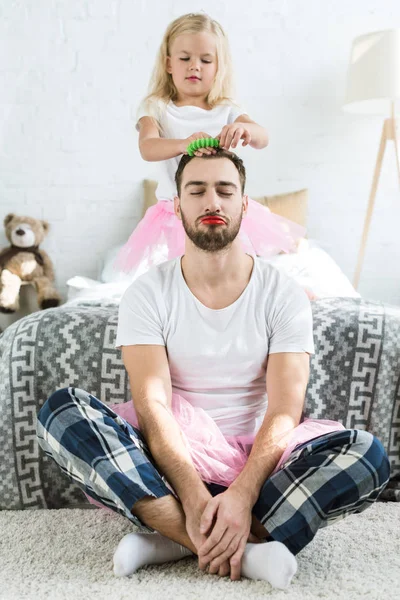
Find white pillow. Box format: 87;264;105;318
264;239;360;299
99;244;135;284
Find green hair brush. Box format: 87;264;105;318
187;137;220;156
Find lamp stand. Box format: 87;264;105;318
353;101;400;289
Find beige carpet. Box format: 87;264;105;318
2;503;400;600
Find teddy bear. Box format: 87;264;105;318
0;213;61;313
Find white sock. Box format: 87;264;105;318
113;532;193;577
241;540;298;589
113;533;297;588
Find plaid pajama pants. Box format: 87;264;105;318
36;387;391;556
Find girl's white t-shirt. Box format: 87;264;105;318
116;256;315;437
137;100;246;201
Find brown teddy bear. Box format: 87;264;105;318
0;214;61;313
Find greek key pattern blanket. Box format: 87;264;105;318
0;298;398;509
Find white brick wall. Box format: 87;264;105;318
1;0;400;304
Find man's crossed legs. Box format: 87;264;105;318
36;388;390;589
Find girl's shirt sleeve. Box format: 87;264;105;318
227;102;248;124
135;99;164;131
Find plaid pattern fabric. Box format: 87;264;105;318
252;428;390;554
36;387;172;533
36;387;390;553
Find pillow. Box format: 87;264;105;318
264;239;360;299
142;179;308;228
99;244;133;284
252;189;308;228
142;179;159;217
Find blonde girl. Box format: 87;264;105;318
116;13;304;275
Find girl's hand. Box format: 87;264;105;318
217;123;251;150
181;132;218;157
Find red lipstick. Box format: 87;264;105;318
201;217;226;224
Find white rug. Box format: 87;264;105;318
2;504;400;600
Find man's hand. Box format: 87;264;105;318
184;498;233;578
184;501;210;553
216;123;252;150
197;487;253;581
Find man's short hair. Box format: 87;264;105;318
175;149;246;197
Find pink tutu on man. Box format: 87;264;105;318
84;394;345;510
115;199;305;275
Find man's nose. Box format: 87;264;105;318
204;190;222;212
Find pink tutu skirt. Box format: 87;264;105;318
84;394;344;510
115;199;306;274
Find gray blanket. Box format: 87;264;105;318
0;297;399;510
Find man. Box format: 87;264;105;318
37;150;390;590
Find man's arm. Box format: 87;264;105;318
196;351;310;577
229;352;310;505
122;344;211;512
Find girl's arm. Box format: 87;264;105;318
138;117;184;162
138;117;215;162
218;114;269;151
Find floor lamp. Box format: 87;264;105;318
343;29;400;290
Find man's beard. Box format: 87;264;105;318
180;207;243;252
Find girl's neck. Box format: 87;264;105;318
173;94;211;110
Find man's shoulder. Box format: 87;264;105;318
254;257;292;288
122;258;178;302
254;257;309;303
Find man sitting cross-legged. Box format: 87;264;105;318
36;149;390;589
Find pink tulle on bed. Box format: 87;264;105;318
84;394;345;511
115;199;306;274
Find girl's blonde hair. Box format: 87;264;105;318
143;13;235;115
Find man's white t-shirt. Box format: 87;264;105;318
137;100;245;201
116;256;315;437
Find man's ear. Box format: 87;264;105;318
174;195;182;220
242;194;249;217
166;56;172;74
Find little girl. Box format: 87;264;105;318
116;12;304;277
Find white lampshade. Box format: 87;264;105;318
343;29;400;114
